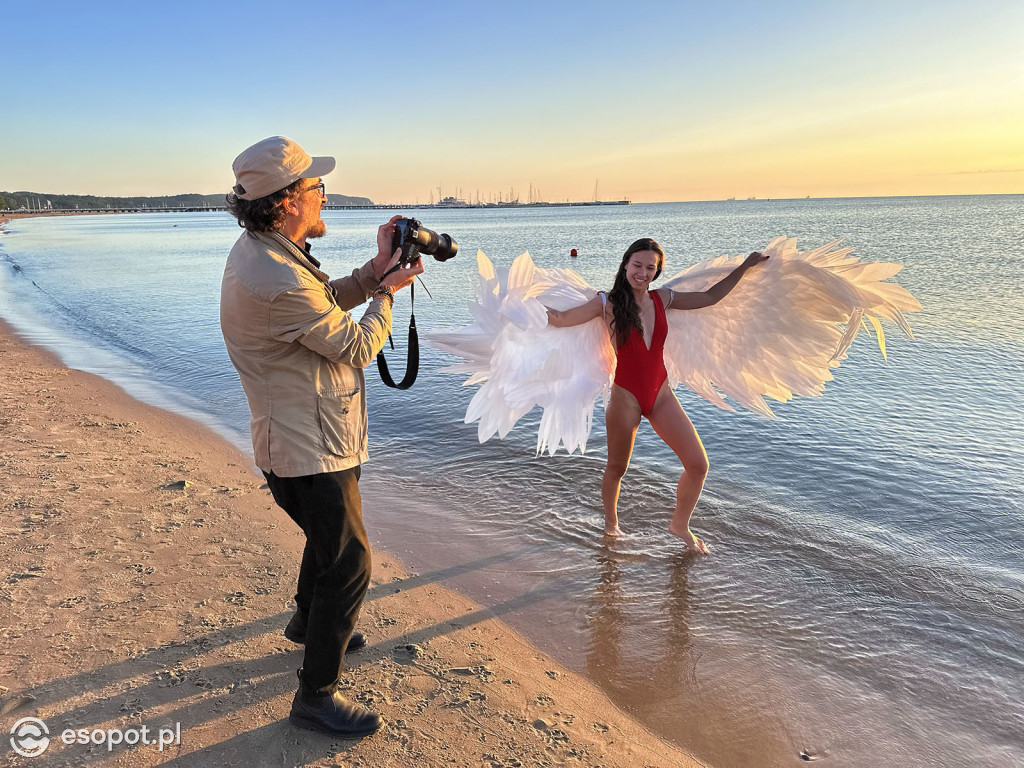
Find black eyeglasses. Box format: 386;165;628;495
307;182;326;198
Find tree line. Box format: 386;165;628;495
0;190;373;210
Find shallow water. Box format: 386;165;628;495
2;197;1022;766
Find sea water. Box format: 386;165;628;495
1;197;1022;767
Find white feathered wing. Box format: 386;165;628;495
428;251;615;455
661;236;921;417
430;238;921;453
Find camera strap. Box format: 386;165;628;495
376;282;418;390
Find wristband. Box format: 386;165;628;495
372;285;395;308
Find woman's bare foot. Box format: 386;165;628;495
668;521;710;553
604;525;623;537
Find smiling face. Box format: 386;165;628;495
624;249;662;292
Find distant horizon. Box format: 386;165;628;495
4;190;1023;213
4;183;1023;208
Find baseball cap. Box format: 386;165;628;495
231;136;336;200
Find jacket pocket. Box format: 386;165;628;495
316;388;361;457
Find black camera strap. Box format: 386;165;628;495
376;282;418;390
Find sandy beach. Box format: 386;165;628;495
0;317;703;767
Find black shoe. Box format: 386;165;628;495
284;611;365;653
289;683;381;737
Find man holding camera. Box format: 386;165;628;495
220;136;422;736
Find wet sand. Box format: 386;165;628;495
0;318;704;767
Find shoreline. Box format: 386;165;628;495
1;211;110;224
0;318;704;767
1;211;111;235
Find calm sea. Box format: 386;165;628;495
2;197;1022;767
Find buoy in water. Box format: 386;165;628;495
570;248;578;258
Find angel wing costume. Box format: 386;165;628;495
429;237;922;456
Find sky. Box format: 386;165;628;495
2;0;1022;203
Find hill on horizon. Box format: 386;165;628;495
0;190;374;210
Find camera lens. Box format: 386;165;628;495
432;234;458;262
412;226;458;261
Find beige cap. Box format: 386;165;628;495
231;136;336;200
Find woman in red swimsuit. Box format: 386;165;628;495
547;238;767;553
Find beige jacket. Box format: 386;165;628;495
220;230;392;477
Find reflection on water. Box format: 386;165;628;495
587;549;697;694
585;547;799;767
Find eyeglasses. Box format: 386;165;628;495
306;182;326;199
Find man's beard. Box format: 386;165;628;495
306;219;327;240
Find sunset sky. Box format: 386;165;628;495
4;1;1022;203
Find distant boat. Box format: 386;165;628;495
435;196;469;208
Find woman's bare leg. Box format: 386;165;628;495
602;385;642;536
647;385;710;553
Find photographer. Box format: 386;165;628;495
220;136;422;736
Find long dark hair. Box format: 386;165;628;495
225;179;303;233
607;237;665;348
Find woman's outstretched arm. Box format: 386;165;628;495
546;294;606;327
663;252;768;310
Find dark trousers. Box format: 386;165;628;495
263;466;371;691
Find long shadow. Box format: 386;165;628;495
33;576;580;767
160;578;581;768
367;577;577;659
363;545;535;602
154;720;313;768
7;547;553;765
13;547;533;715
9;611;294;713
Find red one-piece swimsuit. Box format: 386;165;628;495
613;291;669;416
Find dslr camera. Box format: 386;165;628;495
392;217;458;265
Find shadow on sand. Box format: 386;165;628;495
8;545;574;766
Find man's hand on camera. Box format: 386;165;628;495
379;248;425;292
373;215;404;279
